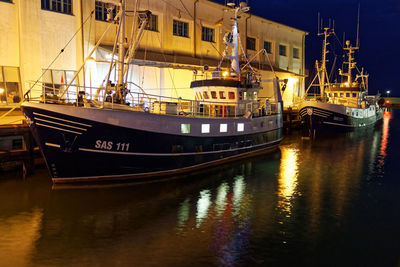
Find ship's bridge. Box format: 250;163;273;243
189;70;264;117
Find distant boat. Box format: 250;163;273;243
299;27;384;134
21;0;283;183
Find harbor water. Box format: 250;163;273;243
0;110;398;266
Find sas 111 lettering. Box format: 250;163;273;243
95;140;130;151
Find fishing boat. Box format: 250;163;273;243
21;1;283;183
299;27;383;134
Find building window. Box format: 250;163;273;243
247;37;256;51
201;124;210;133
293;47;300;59
211;91;217;99
264;41;272;53
279;44;287;56
139;13;158;31
0;66;22;105
220;124;228;133
181;124;190;134
40;69;79;102
346;93;350;97
146;14;158;31
219;91;226;99
173;20;189;37
237;123;244;132
352;93;357;97
95;1;118;22
41;0;72;15
201;27;214;42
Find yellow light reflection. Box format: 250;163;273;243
0;88;4;94
0;209;43;266
278;146;299;213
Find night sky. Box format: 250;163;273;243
213;0;400;96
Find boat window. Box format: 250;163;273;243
201;124;210;133
219;91;226;99
340;93;344;97
334;93;338;97
211;91;217;99
352;93;357;97
171;145;183;153
181;124;190;134
237;123;244;132
228;92;235;99
220;123;228;133
346;93;350;97
203;91;209;99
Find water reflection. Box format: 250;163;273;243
196;189;211;228
277;145;299;214
0;209;43;266
0;113;397;266
376;111;391;177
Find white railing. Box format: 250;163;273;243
25;81;278;118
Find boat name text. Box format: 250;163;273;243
95;140;130;151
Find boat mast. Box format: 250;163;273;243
117;0;126;101
341;40;358;86
317;27;333;97
225;2;249;77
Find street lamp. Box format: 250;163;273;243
386;90;391;97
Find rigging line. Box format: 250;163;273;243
159;0;183;14
24;10;95;99
155;33;179;97
238;36;256;74
333;33;344;49
178;0;194;19
86;10;93;56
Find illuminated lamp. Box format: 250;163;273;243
222;71;229;77
0;88;4;94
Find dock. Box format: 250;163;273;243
0;107;41;176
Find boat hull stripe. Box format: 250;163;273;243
35;117;87;131
36;122;83;135
77;137;283;156
33;112;92;127
45;142;61;148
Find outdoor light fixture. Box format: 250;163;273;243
386;90;391;97
222;71;228;77
0;88;4;94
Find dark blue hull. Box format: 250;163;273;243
22;104;282;183
299;105;383;134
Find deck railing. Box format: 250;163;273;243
25;81;279;118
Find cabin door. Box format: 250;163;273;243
246;103;253;114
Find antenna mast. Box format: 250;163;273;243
317;26;334;98
356;2;360;48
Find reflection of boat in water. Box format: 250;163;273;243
21;1;283;183
299;26;384;134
